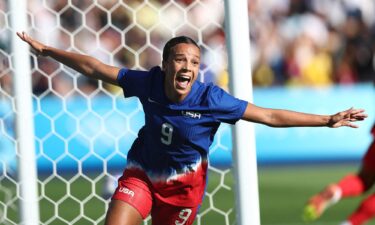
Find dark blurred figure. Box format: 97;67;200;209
334;9;375;84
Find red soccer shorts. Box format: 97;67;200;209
111;168;200;225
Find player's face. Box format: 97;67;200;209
163;43;200;103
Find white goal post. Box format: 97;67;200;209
10;0;40;225
224;1;260;225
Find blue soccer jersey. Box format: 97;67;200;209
117;66;247;206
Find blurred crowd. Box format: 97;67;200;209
250;0;375;87
0;0;374;98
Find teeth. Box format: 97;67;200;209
177;75;191;82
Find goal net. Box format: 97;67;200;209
0;0;237;224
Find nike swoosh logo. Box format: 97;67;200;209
147;97;161;105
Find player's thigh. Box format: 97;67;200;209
105;200;143;225
107;169;153;225
151;201;199;225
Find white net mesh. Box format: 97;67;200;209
0;0;236;224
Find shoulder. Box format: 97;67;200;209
117;66;162;84
187;82;230;106
117;66;163;98
118;66;162;77
189;81;213;102
149;66;163;74
205;83;231;99
193;81;216;94
205;83;246;108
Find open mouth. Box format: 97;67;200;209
175;75;192;89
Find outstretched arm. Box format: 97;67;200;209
17;32;120;85
242;103;367;128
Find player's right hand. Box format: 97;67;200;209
16;31;47;56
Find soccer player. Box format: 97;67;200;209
17;31;367;225
303;122;375;225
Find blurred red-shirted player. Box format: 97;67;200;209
304;123;375;225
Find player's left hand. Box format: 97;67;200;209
328;108;367;128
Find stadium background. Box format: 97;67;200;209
0;0;374;224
